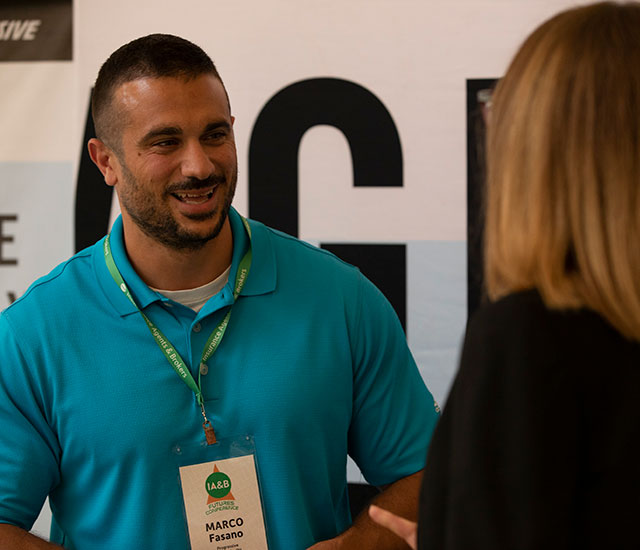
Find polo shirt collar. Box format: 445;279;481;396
95;215;162;316
95;207;276;317
228;206;276;297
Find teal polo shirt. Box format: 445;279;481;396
0;208;438;549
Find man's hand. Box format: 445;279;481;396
0;524;63;549
306;537;341;549
368;504;417;550
305;470;422;549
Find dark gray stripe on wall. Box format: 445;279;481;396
466;78;497;318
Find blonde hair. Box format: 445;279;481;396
485;1;640;340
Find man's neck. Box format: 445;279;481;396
121;218;233;291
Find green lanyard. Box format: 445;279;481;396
104;217;252;444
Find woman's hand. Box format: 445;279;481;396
368;504;418;550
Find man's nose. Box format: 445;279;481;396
181;142;215;180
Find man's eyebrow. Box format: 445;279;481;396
138;121;232;146
138;126;182;146
203;121;232;133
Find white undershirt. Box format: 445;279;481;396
152;266;231;312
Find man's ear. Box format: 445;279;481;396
87;138;120;187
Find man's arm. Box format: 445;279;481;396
307;470;423;550
0;524;62;549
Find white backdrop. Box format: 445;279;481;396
0;0;587;538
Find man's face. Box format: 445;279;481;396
110;74;237;251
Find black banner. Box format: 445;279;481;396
0;0;72;61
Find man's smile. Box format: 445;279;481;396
171;186;216;204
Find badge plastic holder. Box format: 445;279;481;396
174;435;269;550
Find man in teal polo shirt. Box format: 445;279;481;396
0;34;439;549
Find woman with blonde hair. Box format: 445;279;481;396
371;2;640;548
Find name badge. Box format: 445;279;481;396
176;436;268;550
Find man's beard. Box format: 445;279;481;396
119;163;238;252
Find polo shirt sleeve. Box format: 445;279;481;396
347;272;439;487
0;311;60;530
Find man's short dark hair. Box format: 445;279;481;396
91;33;226;149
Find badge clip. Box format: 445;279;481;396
203;420;217;445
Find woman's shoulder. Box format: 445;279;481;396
471;289;616;341
464;289;639;374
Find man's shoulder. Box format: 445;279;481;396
251;219;361;274
3;244;98;322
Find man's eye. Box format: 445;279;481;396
152;139;178;147
204;132;226;141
